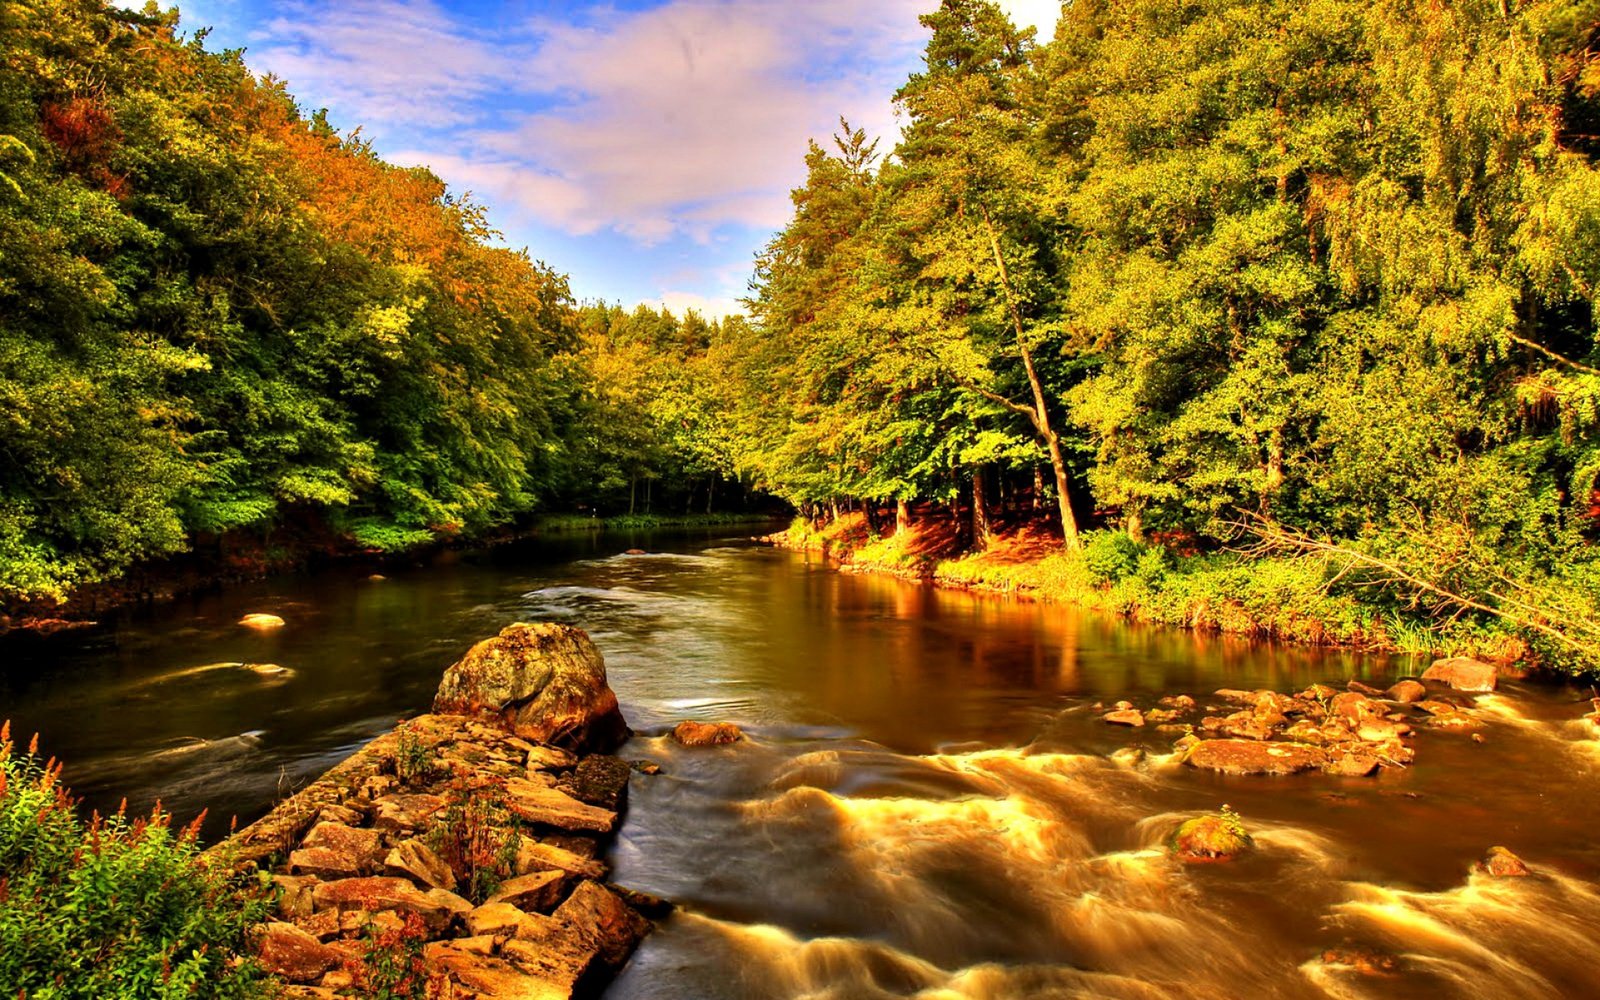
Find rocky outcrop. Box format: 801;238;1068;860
433;623;629;752
211;625;660;1000
670;721;744;746
1421;657;1498;693
1477;846;1531;878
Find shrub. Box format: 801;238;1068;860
0;723;275;999
1082;530;1146;585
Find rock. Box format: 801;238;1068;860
1109;747;1146;767
1171;812;1251;862
1214;689;1256;705
294;822;383;877
670;720;744;746
1356;719;1411;743
311;877;472;932
1183;739;1326;776
432;950;571;999
1159;694;1197;710
516;840;608;880
316;803;365;826
239;613;286;629
295;908;340;942
1347;680;1385;697
527;745;579;771
487;870;569;913
466;901;539;939
553;880;651;971
434;623;629;753
503;777;618;833
254;922;341;982
1323;753;1380;777
1103;709;1146;727
629;759;662;775
1414;699;1463;716
274;875;320;920
385;839;457;891
560;755;632;810
625;548;647;555
1422;657;1498;693
1386;679;1427;704
1320;948;1400;977
606;884;674;919
339;908;403;937
372;793;446;834
1477;846;1531;878
1330;692;1379;724
1301;684;1337;701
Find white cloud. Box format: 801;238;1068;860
644;290;747;322
997;0;1061;42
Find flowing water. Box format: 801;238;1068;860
4;532;1600;998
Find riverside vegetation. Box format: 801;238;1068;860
9;0;1600;676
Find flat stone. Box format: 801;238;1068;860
294;908;340;942
516;840;607;880
385;838;457;891
255;922;341;982
1324;753;1380;777
487;870;569;913
1422;657;1498;693
433;950;570;1000
301;822;383;871
312;877;471;933
372;793;446;833
1357;719;1411;742
554;880;651;970
1103;709;1145;727
1330;692;1378;724
468;901;539;939
1183;739;1326;776
527;745;578;771
503;778;617;833
239;613;286;629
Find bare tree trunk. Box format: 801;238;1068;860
971;468;992;552
706;477;715;515
830;498;841;523
1032;467;1044;511
629;474;637;516
645;477;652;514
981;209;1081;549
897;499;911;535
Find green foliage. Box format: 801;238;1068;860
355;912;435;1000
1082;530;1146;585
425;778;521;904
0;724;275;999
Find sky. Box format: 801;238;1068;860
161;0;1061;318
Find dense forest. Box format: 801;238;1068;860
721;0;1600;670
7;0;1600;669
0;0;751;608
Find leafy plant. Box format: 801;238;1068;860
0;722;275;999
426;777;522;903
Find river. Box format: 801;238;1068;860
4;531;1600;998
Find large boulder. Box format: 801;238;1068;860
1422;657;1498;693
1171;812;1252;862
434;623;628;752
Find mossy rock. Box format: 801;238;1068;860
1172;812;1252;862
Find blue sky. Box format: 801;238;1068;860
163;0;1058;317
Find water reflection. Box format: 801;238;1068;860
5;534;1600;997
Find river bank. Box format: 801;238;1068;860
0;512;784;638
765;512;1540;674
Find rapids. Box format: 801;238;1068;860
4;531;1599;997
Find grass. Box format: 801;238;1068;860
770;513;1526;661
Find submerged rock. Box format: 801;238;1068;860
433;623;628;753
1183;739;1325;776
1171;810;1252;862
671;721;744;746
1103;708;1146;727
1422;657;1498;693
238;612;286;629
1477;846;1531;878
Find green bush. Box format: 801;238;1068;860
1082;530;1147;585
0;724;275;999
